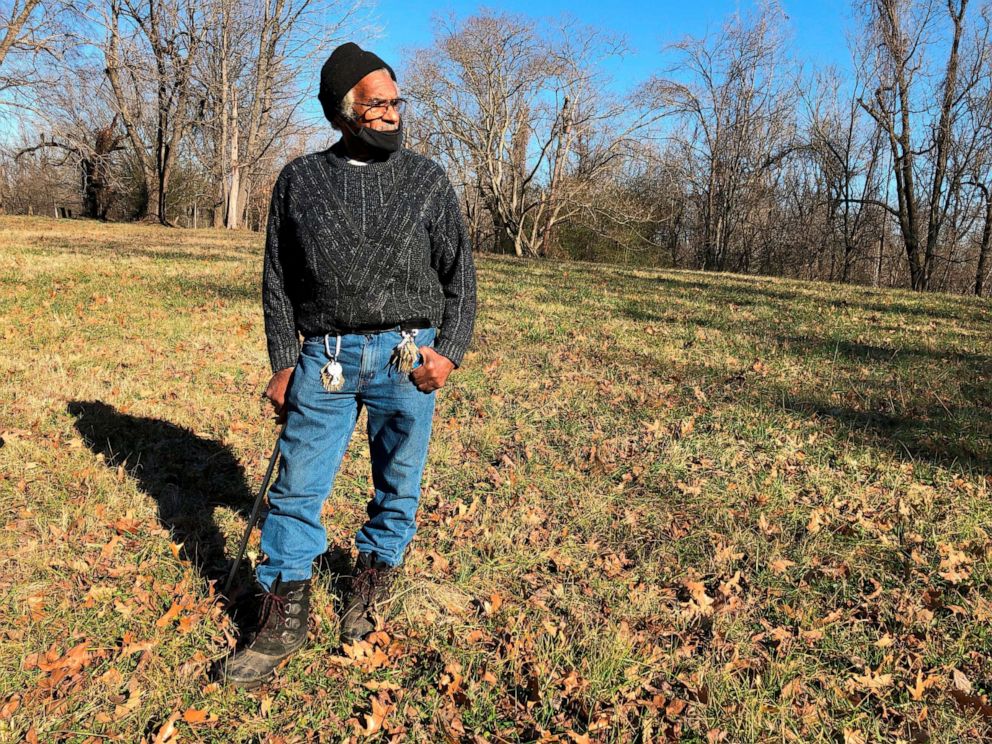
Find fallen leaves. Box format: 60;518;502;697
111;678;144;719
111;513;142;535
153;590;206;633
714;542;744;565
182;707;209;723
98;667;124;687
82;584;115;608
806;507;828;534
5;220;992;743
97;534;123;564
481;592;503;616
25;593;45;621
156;601;183;628
769;558;796;575
947;668;992;721
0;695;20;720
350;693;395;737
439;661;464;700
682;580;715;616
676;416;696;439
779;677;804;701
151;711;181;743
595;552;632;579
425;549;450;573
908;670;930;701
337;632;397;672
938;543;972;583
848;665;893;694
23;640;93;691
952;668;972;694
843;728;866;744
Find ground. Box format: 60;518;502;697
1;215;990;743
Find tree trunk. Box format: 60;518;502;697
226;92;240;228
214;33;230;228
924;0;968;288
977;185;991;297
106;1;154;220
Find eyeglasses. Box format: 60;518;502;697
353;97;407;120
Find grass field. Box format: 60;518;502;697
1;215;991;743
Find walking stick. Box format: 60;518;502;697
221;429;282;598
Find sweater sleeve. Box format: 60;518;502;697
262;171;301;372
428;175;477;369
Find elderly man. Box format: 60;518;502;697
220;42;476;688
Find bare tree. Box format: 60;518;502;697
102;0;205;223
405;11;661;258
651;0;801;272
972;179;992;296
854;0;983;290
961;5;992;296
801;65;888;283
191;0;361;229
0;0;72;109
14;63;133;219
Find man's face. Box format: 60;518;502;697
346;69;400;131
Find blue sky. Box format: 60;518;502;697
371;0;855;82
3;0;860;140
298;0;859;126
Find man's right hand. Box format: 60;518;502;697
264;367;295;424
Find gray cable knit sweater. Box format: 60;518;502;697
262;141;477;372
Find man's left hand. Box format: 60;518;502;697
410;347;454;392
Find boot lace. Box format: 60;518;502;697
256;590;289;637
352;566;381;606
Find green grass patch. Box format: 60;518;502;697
1;215;990;742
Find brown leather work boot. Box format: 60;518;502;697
339;553;399;643
218;576;311;689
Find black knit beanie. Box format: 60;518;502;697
317;42;396;123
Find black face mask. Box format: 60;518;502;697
344;118;403;154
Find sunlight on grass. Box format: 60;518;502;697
1;215;990;741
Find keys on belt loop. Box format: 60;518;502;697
320;334;345;391
390;329;420;373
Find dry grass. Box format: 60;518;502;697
1;215;991;742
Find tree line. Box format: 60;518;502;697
2;0;991;295
1;0;360;226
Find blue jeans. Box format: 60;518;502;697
256;325;437;592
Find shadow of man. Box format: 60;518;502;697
67;400;358;638
67;400;267;628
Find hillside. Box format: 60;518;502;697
1;216;990;742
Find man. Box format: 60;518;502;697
220;42;477;689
